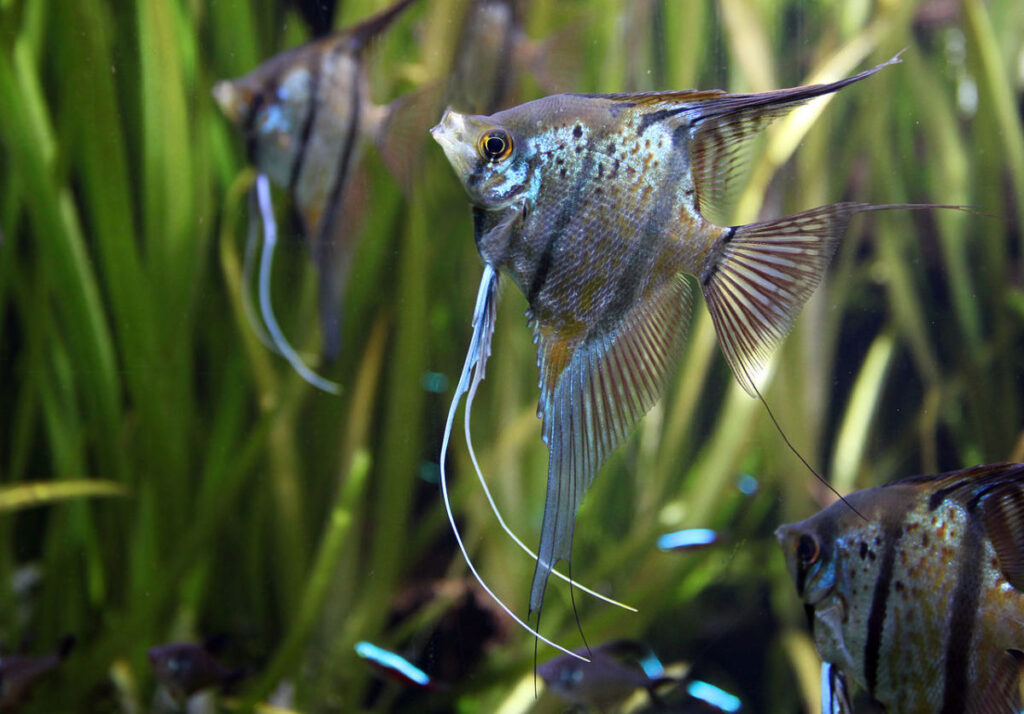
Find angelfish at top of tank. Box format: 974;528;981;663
432;51;968;652
212;0;422;393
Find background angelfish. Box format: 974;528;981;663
213;0;419;385
445;0;579;116
432;53;961;636
777;463;1024;713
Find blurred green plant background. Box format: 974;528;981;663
1;0;1023;711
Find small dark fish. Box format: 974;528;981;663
213;0;419;388
0;636;74;711
148;639;242;703
657;528;717;552
354;641;433;689
539;640;676;710
432;52;963;643
777;463;1024;713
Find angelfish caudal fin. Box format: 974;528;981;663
700;202;964;395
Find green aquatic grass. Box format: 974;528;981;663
0;0;1022;711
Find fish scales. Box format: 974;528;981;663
778;464;1024;713
434;52;963;636
511;111;692;329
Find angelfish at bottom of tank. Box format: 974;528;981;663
777;463;1024;713
431;50;968;653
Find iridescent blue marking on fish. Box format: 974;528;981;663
354;641;430;687
737;474;759;495
636;652;665;680
657;528;717;551
687;680;742;712
420;371;449;393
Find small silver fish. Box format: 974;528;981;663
213;0;419;384
777;463;1024;713
0;636;74;712
538;639;676;710
432;52;960;643
148;639;241;703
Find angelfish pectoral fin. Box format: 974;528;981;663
529;276;693;613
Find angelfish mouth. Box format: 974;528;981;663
429;108;465;149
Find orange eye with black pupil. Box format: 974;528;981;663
479;130;513;162
797;534;820;565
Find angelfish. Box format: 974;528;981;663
213;0;419;390
777;463;1024;713
432;53;958;645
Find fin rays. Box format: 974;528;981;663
439;266;585;659
703;203;859;395
530;276;693;611
440;266;635;661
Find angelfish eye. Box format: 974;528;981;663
796;534;820;565
479;130;513;162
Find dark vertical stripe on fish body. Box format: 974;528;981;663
288;55;324;192
526;157;592;304
313;56;361;252
243;93;267;163
601;124;690;326
863;517;904;696
939;511;985;714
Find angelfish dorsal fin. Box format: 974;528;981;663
977;467;1024;592
685;53;904;225
529;276;693;612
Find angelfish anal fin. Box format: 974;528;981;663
529;275;693;612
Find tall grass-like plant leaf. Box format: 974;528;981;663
0;48;124;480
2;2;1022;711
0;481;128;511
